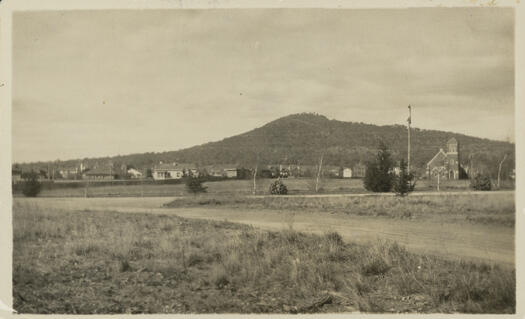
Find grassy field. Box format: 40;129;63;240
13;202;515;314
165;192;515;227
26;178;492;198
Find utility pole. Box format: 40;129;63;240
436;167;445;192
407;105;412;173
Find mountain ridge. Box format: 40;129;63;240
14;113;515;177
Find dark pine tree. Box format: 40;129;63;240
394;159;415;196
363;141;395;192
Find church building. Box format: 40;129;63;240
426;137;461;180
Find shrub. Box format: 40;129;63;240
269;179;288;195
470;174;492;191
185;177;208;195
21;171;42;197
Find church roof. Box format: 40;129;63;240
427;149;447;168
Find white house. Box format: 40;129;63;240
153;163;198;180
224;168;237;178
127;168;143;179
59;167;79;179
342;168;352;178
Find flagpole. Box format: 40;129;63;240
407;105;411;173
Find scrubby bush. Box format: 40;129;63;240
269;179;288;195
21;171;42;197
470;174;492;191
185;177;208;195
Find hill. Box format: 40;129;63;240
14;113;515;178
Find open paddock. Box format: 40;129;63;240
15;177;499;198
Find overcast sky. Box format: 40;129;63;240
12;8;514;163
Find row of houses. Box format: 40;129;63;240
84;162;368;181
265;163;366;179
13;161;369;182
149;163;365;180
14;138;472;183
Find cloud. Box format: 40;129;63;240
12;8;514;163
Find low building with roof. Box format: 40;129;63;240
204;164;238;178
59;167;80;179
83;167;115;180
153;163;199;180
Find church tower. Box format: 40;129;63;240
447;137;458;154
446;137;460;179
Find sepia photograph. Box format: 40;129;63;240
3;2;519;315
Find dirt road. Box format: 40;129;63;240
16;197;515;268
169;208;515;267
